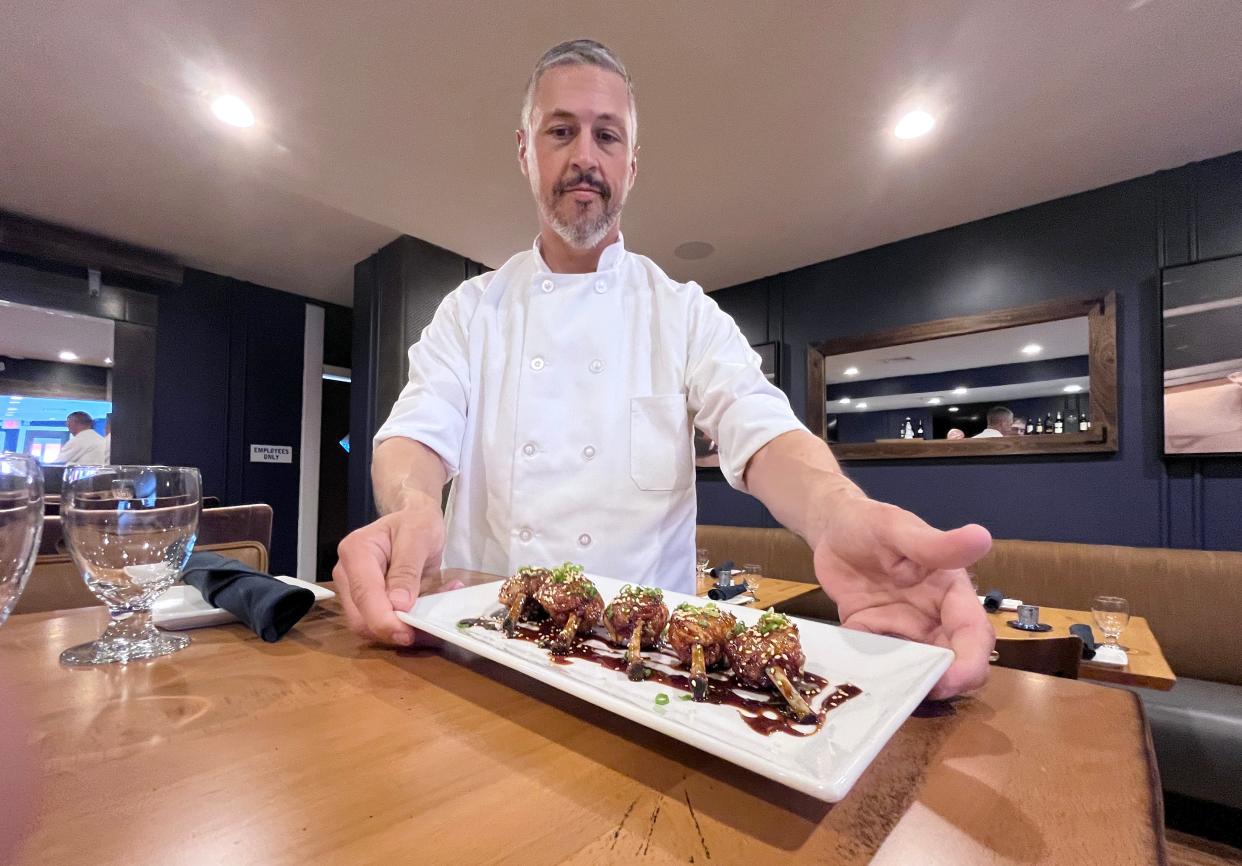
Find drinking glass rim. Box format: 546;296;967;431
1091;595;1128;605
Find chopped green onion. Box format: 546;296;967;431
655;693;670;705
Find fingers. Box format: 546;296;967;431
386;518;432;613
885;510;993;574
336;525;413;646
927;576;995;700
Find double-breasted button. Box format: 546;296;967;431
518;527;533;542
594;280;607;294
589;359;605;374
582;445;596;460
578;533;592;547
521;442;537;457
541;279;554;293
530;356;545;371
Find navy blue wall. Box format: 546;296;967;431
153;269;347;575
699;150;1242;552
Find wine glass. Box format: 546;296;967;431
1091;595;1130;652
742;563;762;600
59;465;200;665
0;454;43;627
696;547;710;594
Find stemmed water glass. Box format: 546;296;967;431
1091;595;1130;652
696;547;710;594
742;564;762;601
59;465;201;665
0;454;43;627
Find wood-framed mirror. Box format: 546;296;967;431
806;293;1118;460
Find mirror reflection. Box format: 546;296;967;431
0;300;115;466
826;317;1091;444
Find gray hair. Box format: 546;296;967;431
521;39;637;143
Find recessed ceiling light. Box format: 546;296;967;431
1063;384;1083;393
894;110;935;140
211;94;255;128
928;397;942;405
58;350;78;361
674;241;715;260
948;406;959;412
952;386;968;395
838;397;851;405
856;402;868;409
1021;343;1043;356
844;366;860;377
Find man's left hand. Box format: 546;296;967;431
811;499;994;700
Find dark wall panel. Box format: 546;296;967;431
699;150;1242;552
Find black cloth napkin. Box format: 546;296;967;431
982;589;1005;613
1069;623;1098;659
707;582;749;601
181;551;315;642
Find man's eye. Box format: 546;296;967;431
597;131;619;143
549;127;572;138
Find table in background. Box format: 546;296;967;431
5;572;1165;865
988;605;1176;691
697;575;821;610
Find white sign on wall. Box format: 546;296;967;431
250;444;293;464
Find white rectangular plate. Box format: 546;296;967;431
154;577;335;630
399;574;952;802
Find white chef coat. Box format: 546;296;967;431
374;235;806;592
58;428;107;464
971;428;1004;438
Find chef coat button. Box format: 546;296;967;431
530;356;545;371
578;533;592;547
541;279;554;293
519;527;533;542
521;442;536;457
589;358;604;374
582;445;596;460
594;280;607;294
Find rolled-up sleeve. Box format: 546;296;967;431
684;286;808;493
373;279;482;479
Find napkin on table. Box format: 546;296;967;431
180;551;316;642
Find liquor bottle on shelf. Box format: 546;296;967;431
1067;411;1078;432
1081;413;1090;432
1044;413;1053;434
1054;412;1064;434
916;420;925;439
903;417;914;439
1025;417;1035;435
897;421;905;439
1035;415;1045;434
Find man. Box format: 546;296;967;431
58;411;107;464
334;40;993;699
972;406;1013;438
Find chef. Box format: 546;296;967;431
334;39;994;699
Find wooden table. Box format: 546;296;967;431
988;606;1177;691
5;573;1166;865
697;575;821;609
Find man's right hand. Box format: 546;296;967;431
332;490;445;646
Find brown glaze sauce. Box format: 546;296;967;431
456;616;862;737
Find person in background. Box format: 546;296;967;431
103;414;112;464
58;411;107;465
946;428;966;440
1011;416;1027;436
972;406;1013;438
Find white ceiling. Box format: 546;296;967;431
0;300;115;367
3;2;1242;307
829;376;1090;415
826;317;1089;384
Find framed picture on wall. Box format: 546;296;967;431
1161;255;1242;457
695;340;783;473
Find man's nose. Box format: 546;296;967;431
569;132;600;174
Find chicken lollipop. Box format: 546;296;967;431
602;584;670;681
725;611;815;723
664;602;738;701
497;565;553;636
532;563;604;654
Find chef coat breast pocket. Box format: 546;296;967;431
630;394;693;491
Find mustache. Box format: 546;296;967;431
554;171;610;201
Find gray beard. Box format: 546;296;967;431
542;196;620;250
